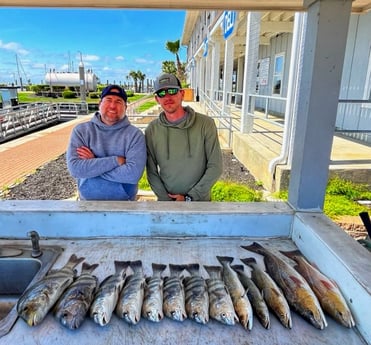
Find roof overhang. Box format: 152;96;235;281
0;0;370;13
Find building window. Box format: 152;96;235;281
272;53;284;95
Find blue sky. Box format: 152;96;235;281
0;8;186;86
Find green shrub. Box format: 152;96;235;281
62;90;77;99
211;181;263;202
138;170;151;191
324;194;366;219
89;92;100;99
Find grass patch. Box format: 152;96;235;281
135;100;157;113
211;181;263;202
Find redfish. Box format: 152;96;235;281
242;242;327;330
281;249;355;328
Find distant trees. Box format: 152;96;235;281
128;70;146;93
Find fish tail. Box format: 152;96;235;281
81;262;99;274
151;263;167;277
231;264;244;274
203;265;222;280
185;263;200;276
114;260;130;276
169;264;186;277
241;242;265;254
279;249;303;261
129;260;143;274
216;256;234;265
240;257;257;267
65;254;85;269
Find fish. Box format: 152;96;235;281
232;264;270;329
242;242;327;330
241;257;292;329
280;249;355;328
216;256;253;330
90;260;128;326
54;262;99;329
141;263;167;322
183;263;209;324
116;260;145;325
162;264;187;322
17;254;85;327
203;265;239;326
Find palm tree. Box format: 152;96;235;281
129;70;139;93
165;39;185;84
136;71;146;93
162;61;177;75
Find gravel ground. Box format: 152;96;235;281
2;150;368;241
2;150;259;200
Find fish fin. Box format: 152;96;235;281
81;262;99;274
241;242;264;252
151;263;167;276
114;260;130;275
240;257;257;266
231;264;244;273
279;249;303;262
185;263;200;276
169;264;186;277
203;265;222;280
65;254;85;269
289;274;305;286
216;256;234;265
129;260;143;274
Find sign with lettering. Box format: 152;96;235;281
223;11;236;40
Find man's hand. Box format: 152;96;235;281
76;146;95;159
168;193;186;201
117;156;126;166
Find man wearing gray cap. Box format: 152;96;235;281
145;73;223;201
67;84;146;200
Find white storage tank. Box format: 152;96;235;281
44;71;98;91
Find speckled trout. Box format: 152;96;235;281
54;262;99;329
216;256;253;330
142;263;167;322
116;260;145;325
17;254;85;326
184;263;209;324
163;264;187;322
241;257;292;329
242;242;327;330
232;264;270;329
204;265;239;326
90;261;128;326
280;249;355;328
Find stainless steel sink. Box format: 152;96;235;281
0;244;63;337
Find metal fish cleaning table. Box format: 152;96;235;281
0;200;369;345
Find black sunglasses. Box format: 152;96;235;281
156;88;180;98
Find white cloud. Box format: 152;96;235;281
0;40;29;55
115;56;125;61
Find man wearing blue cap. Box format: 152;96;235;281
67;85;146;200
145;73;223;201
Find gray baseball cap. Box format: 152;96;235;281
153;73;181;93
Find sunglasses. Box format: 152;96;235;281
156;88;180;98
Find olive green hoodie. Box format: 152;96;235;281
145;106;223;201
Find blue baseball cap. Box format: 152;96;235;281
101;85;127;102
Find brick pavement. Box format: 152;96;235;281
0;117;90;188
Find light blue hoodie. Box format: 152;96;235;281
67;112;146;200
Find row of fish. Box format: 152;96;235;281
16;242;355;331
